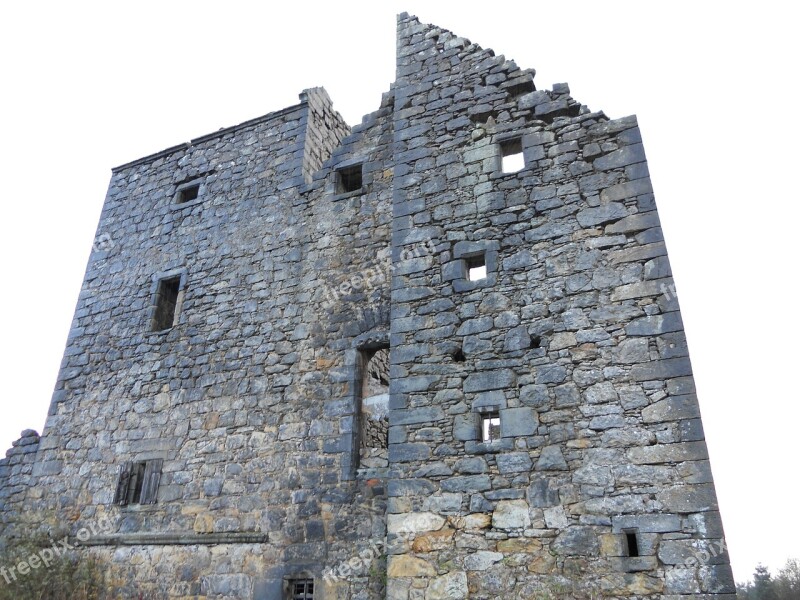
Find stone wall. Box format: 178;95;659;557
0;430;40;540
0;13;734;600
384;13;734;600
8;86;393;598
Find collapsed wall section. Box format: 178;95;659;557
0;430;40;540
386;13;734;599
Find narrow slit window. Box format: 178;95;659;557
358;346;390;474
152;276;182;331
481;412;501;443
500;138;525;173
289;578;314;600
624;530;640;557
466;254;487;281
336;164;363;194
176;183;200;204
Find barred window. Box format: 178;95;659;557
289;578;314;600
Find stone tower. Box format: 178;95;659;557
0;13;734;600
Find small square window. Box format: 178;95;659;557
481;412;501;443
289;578;314;600
152;276;182;331
500;138;525;173
336;164;363;194
113;459;162;506
176;183;200;204
466;254;487;281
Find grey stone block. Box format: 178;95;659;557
464;369;516;392
503;326;531;352
534;364;567;384
576;203;628;227
496;452;533;474
388;479;437;497
519;384;549;407
527;476;560;507
389;443;432;462
441;475;492;493
612;514;682;533
631;357;693;381
552;527;599;556
453;457;487;474
593;144;647;170
453;414;478;441
500;407;538;437
657;484;719;512
642;395;701;423
600;178;654;204
535;445;568;471
392;406;445;426
628;441;709;464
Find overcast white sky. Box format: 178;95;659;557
0;0;796;584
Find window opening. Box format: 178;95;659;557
466;254;487;281
152;276;181;331
500;138;525;173
289;578;314;600
624;530;640;557
336;164;363;194
114;459;162;505
481;412;501;443
358;346;390;472
176;183;200;204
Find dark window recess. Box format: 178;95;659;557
624;530;640;557
176;183;200;204
481;412;501;443
152;276;181;331
336;164;363;194
289;579;314;600
500;138;525;173
530;335;542;349
466;254;487;281
113;459;162;506
452;348;466;362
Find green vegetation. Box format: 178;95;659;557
737;559;800;600
0;531;107;600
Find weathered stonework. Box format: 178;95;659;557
0;13;734;599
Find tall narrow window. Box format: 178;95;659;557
289;579;314;600
481;411;501;443
358;346;390;473
624;530;640;557
500;138;525;173
152;276;182;331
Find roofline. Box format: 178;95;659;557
111;100;307;173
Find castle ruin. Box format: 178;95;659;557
0;13;735;600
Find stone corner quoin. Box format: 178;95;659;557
0;12;734;600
